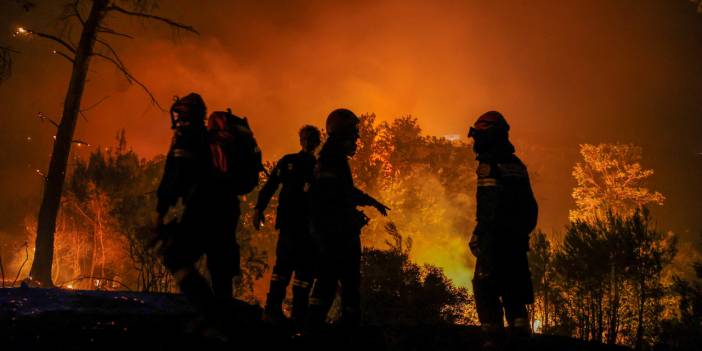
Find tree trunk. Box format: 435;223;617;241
28;0;110;287
607;265;620;344
635;276;646;350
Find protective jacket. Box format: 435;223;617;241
156;126;211;216
256;151;316;229
310;141;375;247
470;147;538;322
306;138;374;327
470;152;538;256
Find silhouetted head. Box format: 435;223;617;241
467;111;513;156
299;124;321;153
170;93;206;130
326;108;360;156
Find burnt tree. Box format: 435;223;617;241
13;0;197;287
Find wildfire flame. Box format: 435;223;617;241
13;27;30;37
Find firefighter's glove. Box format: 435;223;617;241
372;200;390;216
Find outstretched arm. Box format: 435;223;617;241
156;143;198;216
253;161;283;230
351;187;389;216
255;161;282;212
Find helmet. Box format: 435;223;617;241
468;111;509;138
178;93;206;109
170;93;207;129
326;108;360;137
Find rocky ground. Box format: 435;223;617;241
0;287;630;351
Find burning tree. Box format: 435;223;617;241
349;115;475;286
548;209;677;348
528;230;556;333
10;0;197;287
570;143;664;223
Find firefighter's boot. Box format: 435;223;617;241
263;274;289;325
291;279;312;328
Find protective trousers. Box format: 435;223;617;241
162;204;240;319
265;222;315;323
307;236;361;328
472;246;532;330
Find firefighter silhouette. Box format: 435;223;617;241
468;111;538;345
254;125;322;327
153;93;240;338
306;108;389;329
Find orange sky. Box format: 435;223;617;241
1;0;702;246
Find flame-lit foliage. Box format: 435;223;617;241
13;131;269;295
233;185;273;304
692;0;702;13
658;238;702;350
570;143;665;223
351;114;475;286
528;230;556;333
529;209;678;349
65;130;166;291
250;114;477;306
360;223;477;326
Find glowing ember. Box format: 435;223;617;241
13;27;30;37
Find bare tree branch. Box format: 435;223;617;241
97;26;135;39
12;242;29;287
37;112;59;128
95;39;126;70
92;53;164;110
20;28;77;54
59;0;85;26
81;95;110;112
72;139;90;147
72;0;85;25
58;275;132;291
35;169;47;180
53;50;75;64
107;5;199;35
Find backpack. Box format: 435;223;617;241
207;109;264;195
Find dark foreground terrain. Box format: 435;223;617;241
0;288;629;351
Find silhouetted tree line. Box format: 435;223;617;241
657;241;702;351
527;210;690;350
360;223;476;326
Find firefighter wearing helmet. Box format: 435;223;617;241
306;108;389;330
153;93;237;339
468;111;538;346
254;124;322;328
